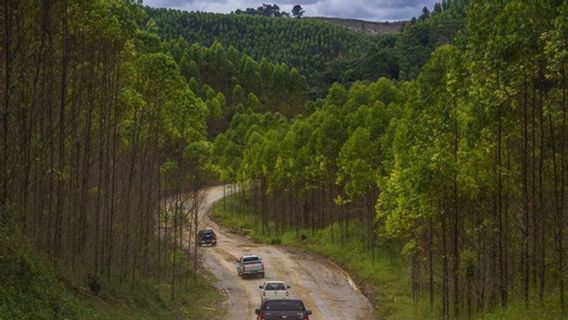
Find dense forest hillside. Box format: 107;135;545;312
146;1;468;97
307;17;403;35
314;0;469;90
146;8;373;82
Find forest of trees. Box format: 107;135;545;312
315;0;470;88
145;2;468;97
233;3;305;18
0;0;220;303
214;1;568;318
145;7;372;84
2;0;567;319
161;39;308;135
0;0;315;307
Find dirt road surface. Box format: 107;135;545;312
196;186;374;320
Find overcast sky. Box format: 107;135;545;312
143;0;439;21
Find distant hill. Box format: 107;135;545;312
145;2;467;98
145;8;375;80
308;17;404;35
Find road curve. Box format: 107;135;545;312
196;186;374;320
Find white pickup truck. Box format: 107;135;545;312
237;254;265;278
259;281;291;303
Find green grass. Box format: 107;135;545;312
212;193;567;320
0;226;223;320
472;297;565;320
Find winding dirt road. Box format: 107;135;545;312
196;186;374;320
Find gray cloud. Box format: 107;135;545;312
143;0;438;21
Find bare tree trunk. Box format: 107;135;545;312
560;72;567;311
193;183;199;283
121;109;140;281
522;75;530;306
171;192;179;301
538;88;546;300
1;0;12;213
429;216;434;309
442;205;449;319
452;95;460;317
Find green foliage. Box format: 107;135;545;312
311;0;468;95
146;7;373;80
162;39;308;135
215;77;403;199
6;0;568;319
234;3;290;17
337;127;376;200
0;229;81;319
0;228;221;320
213;1;568;318
147;2;468;98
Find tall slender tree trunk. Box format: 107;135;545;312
560;72;567;311
538;88;546;300
496;101;507;307
193;183;199;283
1;0;12;213
452;95;460;317
121;109;140;281
522;75;530;306
429;216;434;309
442;206;449;319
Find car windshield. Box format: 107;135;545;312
242;257;260;264
265;282;286;290
199;230;214;236
263;300;305;311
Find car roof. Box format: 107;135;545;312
263;299;303;304
264;280;286;284
241;254;260;258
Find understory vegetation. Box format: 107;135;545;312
0;226;221;320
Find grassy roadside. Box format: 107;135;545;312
212;193;566;320
0;226;223;320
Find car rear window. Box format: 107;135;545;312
242;257;260;263
264;300;305;311
265;282;286;290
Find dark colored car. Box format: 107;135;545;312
197;228;217;246
255;299;312;320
